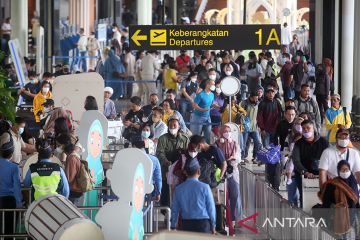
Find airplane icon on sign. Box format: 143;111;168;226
150;29;167;46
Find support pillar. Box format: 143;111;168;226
354;0;360;96
314;0;323;64
69;0;91;35
227;0;243;25
11;0;28;56
334;0;339;95
341;0;355;109
137;0;152;25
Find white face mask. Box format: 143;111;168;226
191;77;197;83
225;71;232;76
189;151;198;158
339;171;351;179
219;138;225;144
142;117;148;123
209;74;216;81
42;87;50;94
55;146;63;153
43;107;50;113
337;139;350;148
169;128;178;136
18;127;24;135
209;85;216;91
223;132;231;140
215;87;221;94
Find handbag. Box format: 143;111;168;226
256;144;281;164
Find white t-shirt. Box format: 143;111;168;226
319;146;360;179
77;35;88;52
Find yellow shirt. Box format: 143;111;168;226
163;110;174;126
221;104;247;132
164;68;178;90
33;91;53;122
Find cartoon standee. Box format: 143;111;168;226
96;148;153;240
77;110;108;217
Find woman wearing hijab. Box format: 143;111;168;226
216;125;241;233
319;160;359;237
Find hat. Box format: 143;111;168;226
336;128;350;137
331;93;341;100
42;99;55;107
104;87;114;95
185;158;200;175
266;86;275;92
167;116;180;125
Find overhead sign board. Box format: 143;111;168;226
129;24;281;50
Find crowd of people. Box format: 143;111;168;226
1;21;359;238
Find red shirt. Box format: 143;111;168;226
280;61;293;87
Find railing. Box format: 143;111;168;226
239;167;337;240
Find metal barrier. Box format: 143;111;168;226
239;167;337;240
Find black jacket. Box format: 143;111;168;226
292;134;329;175
276;119;293;151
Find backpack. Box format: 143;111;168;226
75;155;94;192
198;157;218;188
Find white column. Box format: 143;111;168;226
341;0;355;109
334;0;340;95
314;0;323;64
353;0;360;96
137;0;152;25
69;0;90;34
11;0;28;56
227;0;243;24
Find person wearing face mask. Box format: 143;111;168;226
292;120;329;207
20;71;40;105
319;128;360;190
180;72;198;122
156;117;189;210
190;79;215;143
64;142;87;206
222;63;234;79
319;160;359;236
42;99;70;136
9;117;35;164
283;118;304;206
151;107;168;143
141;124;155;155
215;126;242;230
54;133;72;164
324;94;352;144
123;96;145;144
210;83;225;137
161;99;188;133
111;23;122;47
87;31;100;71
176;50;191;74
279;53;294;101
33;81;53;123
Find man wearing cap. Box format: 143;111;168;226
325;94;352;144
19;71;40;105
319;128;360;189
171;158;216;234
103;87;117;119
156;117;189;209
0;133;23;237
176;50;190;74
257;84;283;191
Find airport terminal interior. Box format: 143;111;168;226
1;0;360;239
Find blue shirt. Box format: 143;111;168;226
148;155;162;197
0;158;23;208
171;178;216;228
194;90;214;117
24;159;70;198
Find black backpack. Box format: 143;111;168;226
198;157;218;188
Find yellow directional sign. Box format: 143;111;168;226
150;29;167;46
131;30;147;47
130;25;281;50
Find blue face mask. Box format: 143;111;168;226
30;79;36;84
141;131;151;139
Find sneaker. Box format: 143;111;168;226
286;179;293;185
